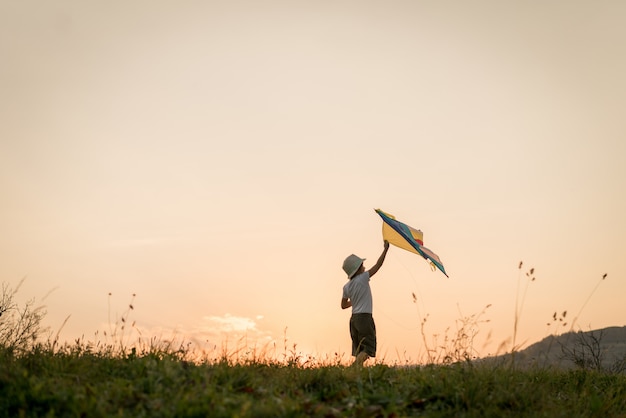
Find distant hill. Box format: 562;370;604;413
481;326;626;372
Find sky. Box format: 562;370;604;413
1;0;625;364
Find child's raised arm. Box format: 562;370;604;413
367;241;390;277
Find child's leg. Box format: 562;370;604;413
354;351;370;366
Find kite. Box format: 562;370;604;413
375;209;449;277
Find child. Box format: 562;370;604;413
341;240;390;365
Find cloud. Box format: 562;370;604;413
172;313;274;346
203;313;260;333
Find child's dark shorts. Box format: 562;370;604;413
349;313;376;357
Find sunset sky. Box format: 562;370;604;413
2;0;625;363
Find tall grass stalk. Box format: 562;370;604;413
511;261;536;367
569;273;607;332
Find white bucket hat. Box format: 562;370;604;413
342;254;365;279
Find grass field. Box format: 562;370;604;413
2;341;626;417
2;269;623;417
